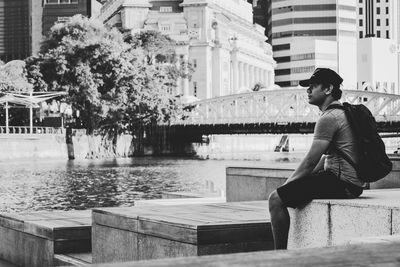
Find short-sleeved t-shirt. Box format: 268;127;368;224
313;101;364;187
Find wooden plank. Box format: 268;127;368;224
138;219;198;244
95;241;400;267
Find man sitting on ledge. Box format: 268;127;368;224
268;68;364;250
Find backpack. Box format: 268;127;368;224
326;102;392;182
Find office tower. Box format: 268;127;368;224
357;0;399;94
42;0;95;36
0;0;30;61
267;0;358;89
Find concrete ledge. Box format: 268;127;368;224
226;158;400;202
226;165;294;202
0;210;91;267
92;201;271;264
90;238;400;267
370;158;400;189
288;189;400;249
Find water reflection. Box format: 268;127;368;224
0;157;230;212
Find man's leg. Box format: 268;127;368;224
268;190;290;250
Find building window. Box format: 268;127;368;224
377;0;380;2
359;31;363;38
386;18;389;26
386;30;389;38
377;7;380;14
160;24;171;32
160;6;172;13
359;7;363;15
359;0;362;2
273;44;290;51
377;19;380;26
377;30;381;37
386;7;389;14
359;19;363;26
44;0;78;4
193;82;197;97
193;59;197;68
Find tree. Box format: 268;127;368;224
0;60;32;92
126;30;177;65
26;15;185;157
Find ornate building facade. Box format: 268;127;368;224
98;0;276;100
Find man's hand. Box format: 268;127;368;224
284;139;330;184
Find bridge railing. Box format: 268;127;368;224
0;126;64;135
173;89;400;125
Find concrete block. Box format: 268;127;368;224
370;158;400;189
0;211;91;267
288;202;330;249
92;224;138;264
198;241;273;256
0;225;54;267
392;209;400;235
330;204;391;245
92;201;271;264
226;167;293;202
137;233;197;261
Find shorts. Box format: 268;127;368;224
276;170;363;209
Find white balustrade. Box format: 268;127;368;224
0;126;64;135
173;89;400;125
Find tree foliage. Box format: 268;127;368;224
126;30;177;65
0;60;32;92
26;15;186;156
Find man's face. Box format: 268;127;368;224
306;83;327;106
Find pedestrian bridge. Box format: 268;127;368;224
173;89;400;126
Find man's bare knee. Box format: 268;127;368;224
269;190;284;211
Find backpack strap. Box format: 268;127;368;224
324;103;359;171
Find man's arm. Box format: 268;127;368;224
284;139;330;185
312;154;326;174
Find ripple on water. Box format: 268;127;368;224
0;157;230;212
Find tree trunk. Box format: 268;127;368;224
132;123;144;156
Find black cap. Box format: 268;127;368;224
299;68;343;87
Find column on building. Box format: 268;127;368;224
176;57;182;95
268;70;274;88
183;54;190;96
254;67;259;85
254;67;258;85
244;63;249;89
238;61;244;90
232;54;239;93
249;65;254;89
258;68;262;86
263;69;268;88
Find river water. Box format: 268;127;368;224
1;132;398;213
0;156;291;213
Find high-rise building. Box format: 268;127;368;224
267;0;358;89
247;0;268;36
42;0;96;36
357;0;398;40
357;0;399;94
0;0;30;61
99;0;276;100
0;0;100;62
